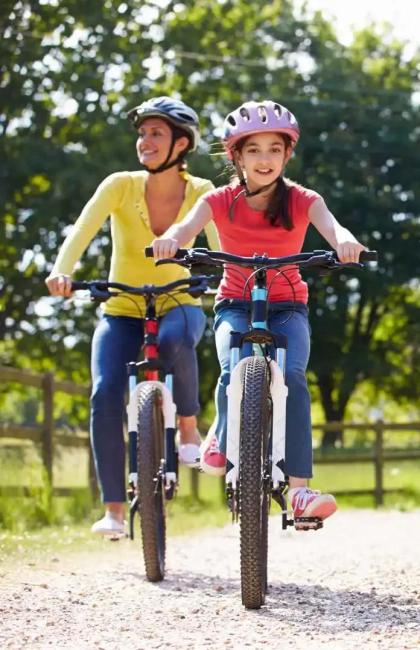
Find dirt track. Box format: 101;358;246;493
1;509;419;649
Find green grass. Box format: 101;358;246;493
1;441;419;544
312;459;420;509
166;467;229;536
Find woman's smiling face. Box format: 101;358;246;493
236;132;292;189
136;117;188;169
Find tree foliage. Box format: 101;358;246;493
1;1;419;442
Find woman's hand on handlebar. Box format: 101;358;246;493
45;273;73;297
151;237;180;260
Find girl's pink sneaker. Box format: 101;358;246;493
200;433;226;476
289;487;337;529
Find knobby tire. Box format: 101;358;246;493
137;384;166;582
239;356;271;609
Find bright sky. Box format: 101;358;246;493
301;0;420;51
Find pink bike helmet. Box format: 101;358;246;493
223;100;300;159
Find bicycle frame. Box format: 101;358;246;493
72;274;214;544
225;267;288;492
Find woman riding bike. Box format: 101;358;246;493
152;99;367;527
46;96;219;536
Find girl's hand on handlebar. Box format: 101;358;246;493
45;274;73;297
152;237;180;260
335;241;366;264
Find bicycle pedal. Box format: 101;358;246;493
107;532;127;541
294;516;323;531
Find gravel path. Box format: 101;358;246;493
1;509;419;649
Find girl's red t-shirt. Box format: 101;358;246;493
204;181;321;304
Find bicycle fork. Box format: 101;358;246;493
125;311;178;540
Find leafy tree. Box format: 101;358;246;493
155;1;420;443
0;0;158;378
1;0;419;447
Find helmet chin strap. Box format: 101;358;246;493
234;157;279;197
228;157;280;221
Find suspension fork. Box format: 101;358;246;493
227;268;270;499
227;268;288;494
127;298;176;485
143;301;177;480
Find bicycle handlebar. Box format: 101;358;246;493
71;274;219;300
144;246;378;269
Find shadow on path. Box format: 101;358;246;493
119;565;420;633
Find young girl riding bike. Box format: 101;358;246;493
46;96;219;536
152;99;366;526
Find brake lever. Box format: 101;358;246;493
317;261;364;276
187;282;210;298
90;285;115;302
155;258;190;267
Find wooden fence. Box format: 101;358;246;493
312;421;420;506
1;365;420;507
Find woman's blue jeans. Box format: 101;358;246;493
213;300;313;478
90;306;206;502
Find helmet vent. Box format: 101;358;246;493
273;103;283;119
257;106;268;123
178;111;195;122
227;115;237;126
239;107;250;121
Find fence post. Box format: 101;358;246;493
374;420;384;507
41;372;54;486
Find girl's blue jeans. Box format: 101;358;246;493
213;300;313;478
90;306;206;502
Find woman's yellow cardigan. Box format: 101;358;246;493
52;171;219;317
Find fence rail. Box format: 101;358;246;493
1;365;420;506
0;366;95;500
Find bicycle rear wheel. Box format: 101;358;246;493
239;356;272;609
137;384;166;582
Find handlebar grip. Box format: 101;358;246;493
360;250;378;262
144;246;190;259
71;281;89;290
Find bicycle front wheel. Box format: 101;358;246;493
239;356;272;609
137;384;166;582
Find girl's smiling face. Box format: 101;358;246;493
236;132;292;190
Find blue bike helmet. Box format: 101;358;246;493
127;96;200;172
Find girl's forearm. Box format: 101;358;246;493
162;221;197;247
158;199;214;247
326;222;359;249
309;198;358;248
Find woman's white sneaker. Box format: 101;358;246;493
178;443;201;467
91;513;126;539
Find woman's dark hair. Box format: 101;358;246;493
234;133;293;230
